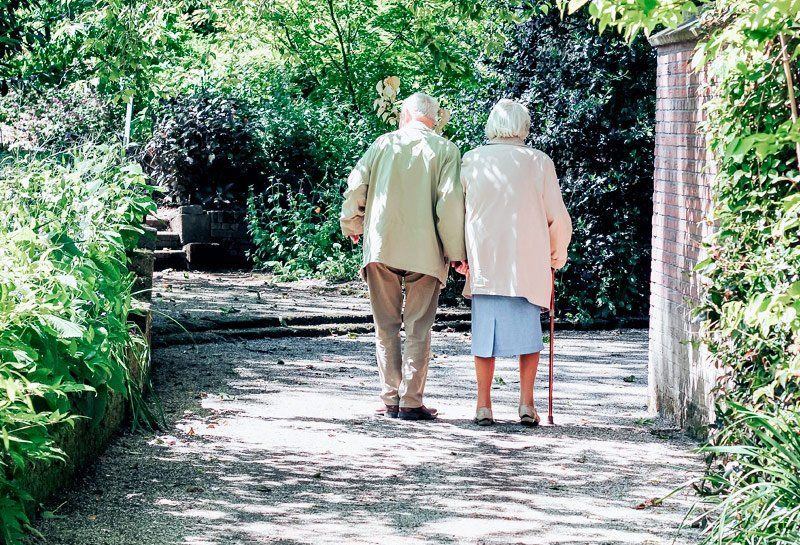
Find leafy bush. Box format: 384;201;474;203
690;5;800;543
495;11;655;322
699;406;800;544
140;90;269;209
0;84;117;151
0;146;155;543
246;95;374;280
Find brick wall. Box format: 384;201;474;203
649;28;716;435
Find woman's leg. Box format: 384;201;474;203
474;356;496;409
519;352;540;406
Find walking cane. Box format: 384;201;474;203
548;268;556;425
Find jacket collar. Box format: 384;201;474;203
489;136;527;146
402;120;434;132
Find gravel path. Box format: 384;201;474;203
34;278;702;545
150;271;372;335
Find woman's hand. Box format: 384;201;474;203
451;260;469;276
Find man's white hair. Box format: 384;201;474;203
485;99;531;140
401;92;439;121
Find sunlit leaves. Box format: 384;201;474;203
0;145;156;544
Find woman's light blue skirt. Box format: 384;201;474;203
471;295;545;358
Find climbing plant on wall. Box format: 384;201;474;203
563;0;800;542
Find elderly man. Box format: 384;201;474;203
340;92;467;421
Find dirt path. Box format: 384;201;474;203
35;275;701;545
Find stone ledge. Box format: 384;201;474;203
20;306;152;513
648;19;700;48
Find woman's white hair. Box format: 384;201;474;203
401;92;439;121
485;99;531;140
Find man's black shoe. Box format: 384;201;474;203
398;406;438;420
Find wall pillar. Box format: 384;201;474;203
648;23;716;435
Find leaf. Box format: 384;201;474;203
42;315;84;339
568;0;589;14
634;497;663;510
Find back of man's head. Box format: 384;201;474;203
401;93;439;126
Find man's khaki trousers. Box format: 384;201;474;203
365;263;441;408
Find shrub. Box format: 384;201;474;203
246;98;374;280
140;90;269;209
0;84;117;151
0;146;155;544
689;6;800;542
699;406;800;544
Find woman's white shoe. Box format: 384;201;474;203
474;407;494;426
519;404;540;427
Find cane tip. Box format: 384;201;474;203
547;415;554;425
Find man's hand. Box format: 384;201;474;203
451;260;469;276
349;234;361;244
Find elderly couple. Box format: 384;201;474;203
340;93;572;426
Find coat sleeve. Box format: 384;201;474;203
435;143;467;262
542;158;572;270
340;142;376;237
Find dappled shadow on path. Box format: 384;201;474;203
36;330;700;545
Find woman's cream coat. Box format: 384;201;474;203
462;138;572;309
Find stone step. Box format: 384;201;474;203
138;226;157;250
154;249;187;271
145;215;170;231
156;231;182;250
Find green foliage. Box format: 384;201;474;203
0;146;155;544
564;0;800;541
255;0;518;112
0;83;116;150
244;93;374;280
565;0;697;41
247;189;361;282
140;89;270;208
692;5;800;542
0;0;43;92
6;0;199;103
495;11;655;322
699;406;800;544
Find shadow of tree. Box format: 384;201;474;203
36;330;700;545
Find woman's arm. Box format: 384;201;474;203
542;158;572;270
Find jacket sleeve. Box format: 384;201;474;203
542;158;572;270
435;144;467;261
340;143;376;237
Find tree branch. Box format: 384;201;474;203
326;0;359;112
779;33;800;170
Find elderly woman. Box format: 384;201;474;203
462;99;572;426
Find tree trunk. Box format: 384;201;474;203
779;33;800;170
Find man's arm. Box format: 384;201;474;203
435;144;467;262
542;158;572;270
340;143;376;239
